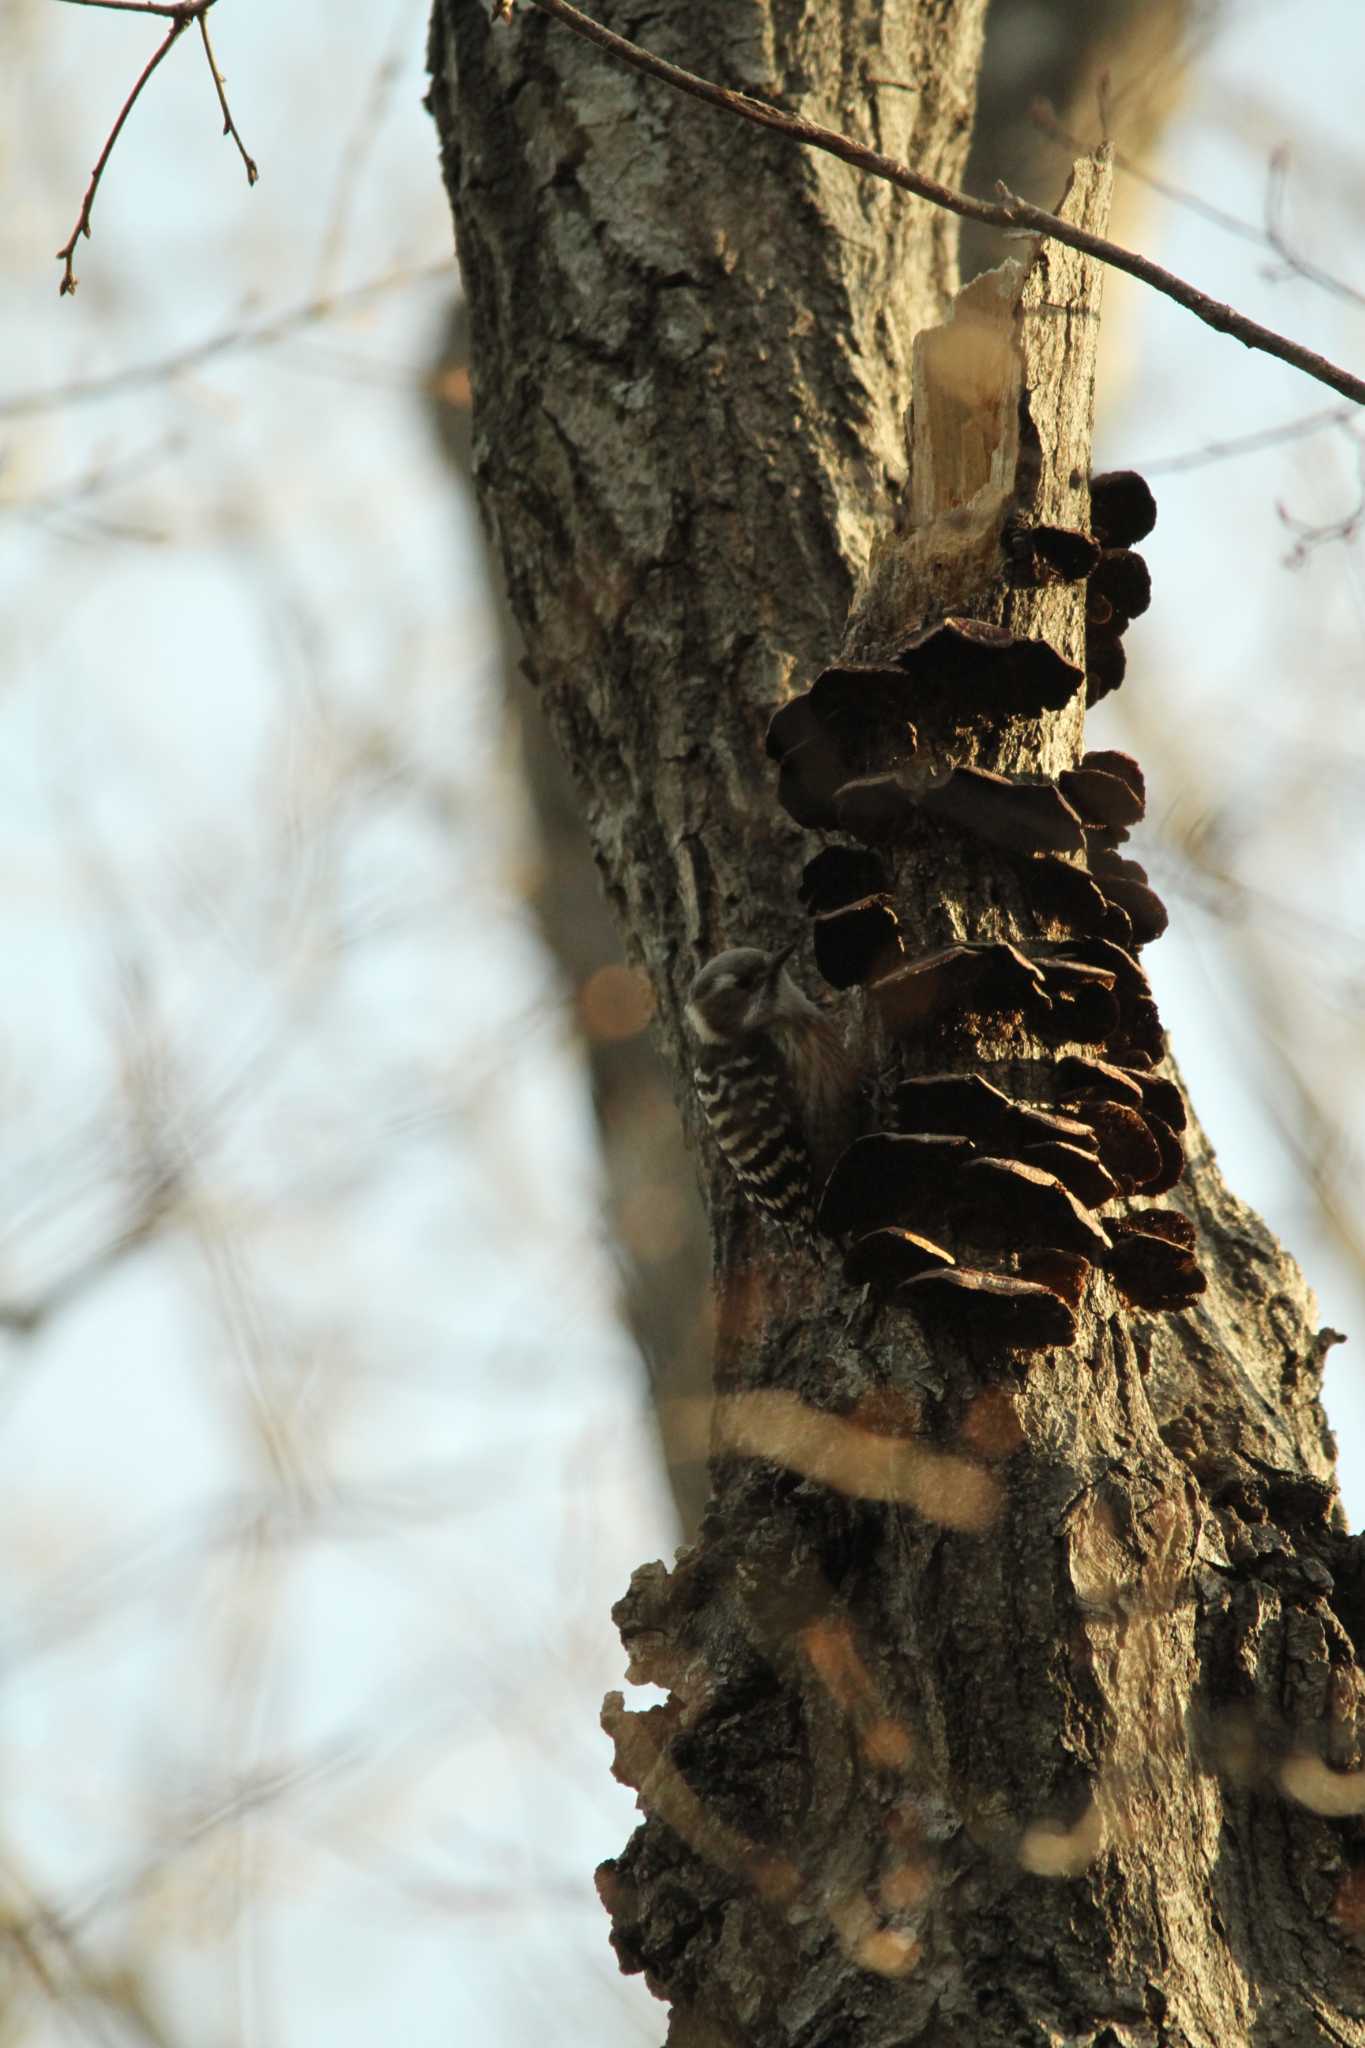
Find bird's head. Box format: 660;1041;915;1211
684;941;803;1044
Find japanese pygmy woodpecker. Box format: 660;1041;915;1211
684;942;855;1232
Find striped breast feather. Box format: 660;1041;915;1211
692;1048;815;1225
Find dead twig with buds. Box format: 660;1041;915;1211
55;0;256;296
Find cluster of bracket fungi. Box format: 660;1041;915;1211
766;470;1206;1352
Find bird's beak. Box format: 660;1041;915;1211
767;934;802;984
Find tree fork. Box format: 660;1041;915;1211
429;6;1361;2041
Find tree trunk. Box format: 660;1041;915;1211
427;5;1362;2042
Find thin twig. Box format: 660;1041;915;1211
57;0;202;13
0;262;450;419
1277;435;1365;568
55;0;256;295
1033;100;1277;251
198;9;257;184
56;12;190;293
1143;405;1356;476
1034;100;1365;313
1;430;183;524
514;0;1365;411
1262;144;1364;311
312;0;418;295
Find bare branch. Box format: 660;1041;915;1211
1277;437;1365;568
311;0;414;294
197;9;257;184
0;263;450;418
55;0;256;294
1034;99;1365;314
1143;404;1356;475
57;0;204;13
513;0;1365;410
55;12;190;294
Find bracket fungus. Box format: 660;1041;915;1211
893;1073;1098;1153
1004;518;1102;587
1084;628;1127;709
952;1156;1112;1260
1055;1053;1147;1110
1105;1211;1206;1311
1089;469;1157;548
868;942;1050;1037
1015;854;1129;943
900;1267;1078;1352
800;847;890;914
1060;750;1146;835
831;773;920;843
765;695;852;830
762;463;1204;1346
818;1133;977;1242
1015;1141;1121;1209
843;1227;955;1290
1088;547;1152;631
916;766;1088;858
812;896;904;990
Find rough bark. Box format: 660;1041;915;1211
428;4;1363;2042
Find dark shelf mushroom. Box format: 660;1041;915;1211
1092;869;1169;947
953;1156;1112;1257
869;942;1050;1037
1133;1070;1186;1134
1015;1141;1120;1208
899;1266;1077;1349
1113;1208;1197;1250
1064;1101;1164;1191
818;1132;976;1240
894;1073;1098;1153
1059;760;1146;834
1088;549;1152;628
1015;1248;1091;1310
1043;937;1152;1004
832;773;919;843
1085;629;1127;708
1112;998;1167;1065
813;897;904;989
766;696;852;829
1137;1113;1186;1197
844;1228;955;1290
1014;855;1130;941
1089;470;1157;548
918;766;1088;857
1033;955;1123;1046
879;617;1084;721
1081;750;1145;808
1005;520;1102;586
800;847;890;913
804;661;923;768
1105;1213;1205;1310
1056;1054;1147;1110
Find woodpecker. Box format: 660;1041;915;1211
684;941;855;1232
